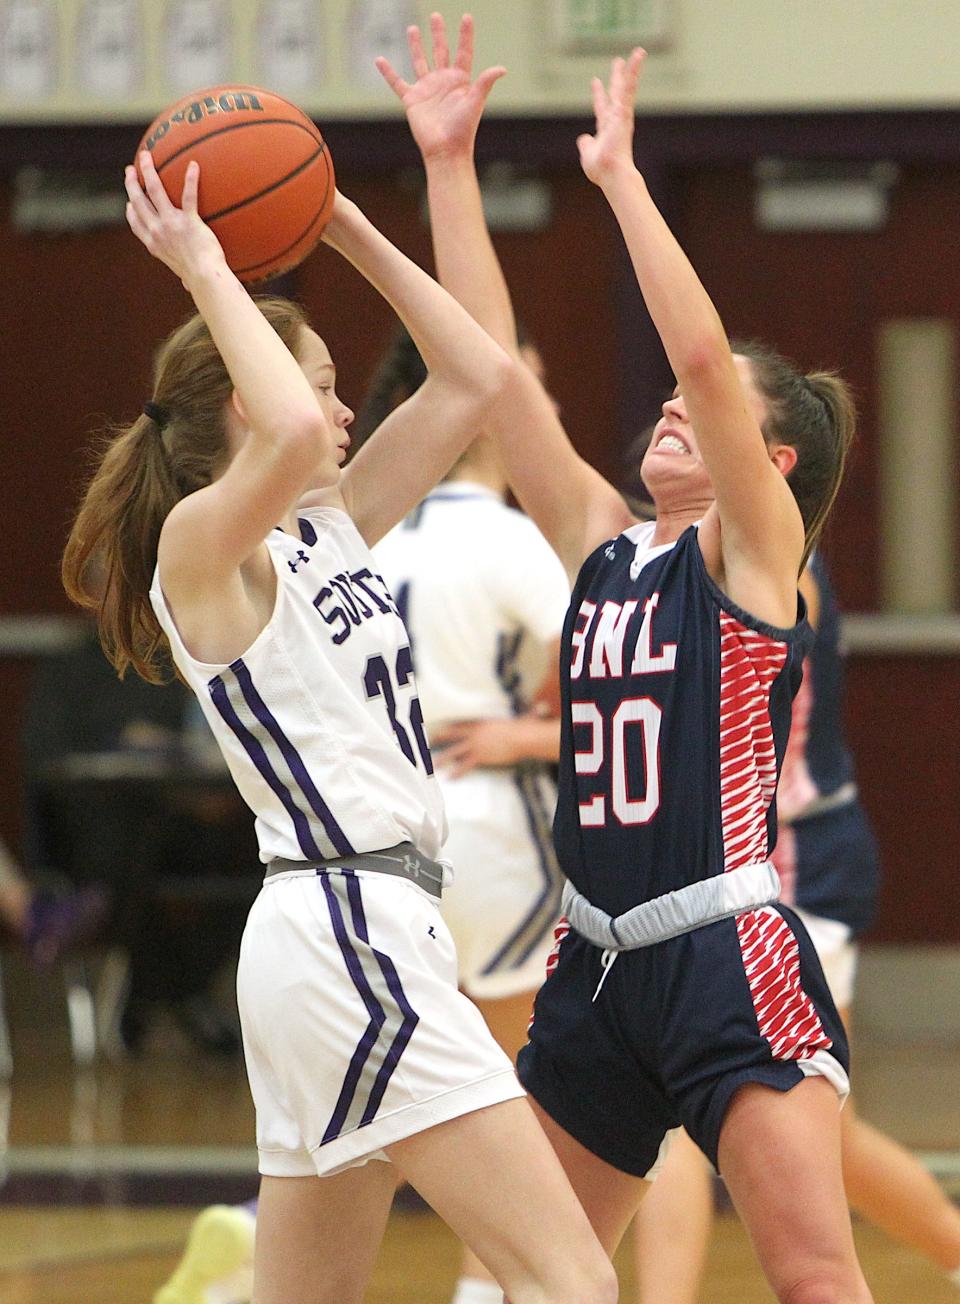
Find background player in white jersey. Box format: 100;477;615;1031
368;327;569;1304
632;553;960;1301
61;150;615;1304
380;17;870;1301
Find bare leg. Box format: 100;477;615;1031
527;1097;649;1255
455;990;538;1302
719;1077;873;1303
253;1163;397;1304
837;1008;960;1274
389;1096;618;1303
633;1127;714;1304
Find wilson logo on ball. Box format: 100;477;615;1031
135;84;335;283
144;91;265;152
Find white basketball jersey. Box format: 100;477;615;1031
150;504;446;864
372;483;570;729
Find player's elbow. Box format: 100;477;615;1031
675;330;732;388
277;410;336;476
472;342;516;408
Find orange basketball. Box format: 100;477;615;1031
135;85;335;283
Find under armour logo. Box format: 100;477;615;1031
402;854;422;878
288;550;310;573
427;925;436;939
604;543;616;560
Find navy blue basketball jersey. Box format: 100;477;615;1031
802;553;855;796
774;552;879;932
553;522;813;916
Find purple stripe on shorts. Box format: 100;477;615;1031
344;875;420;1127
320;874;387;1146
481;770;562;975
208;675;326;860
229;660;354;856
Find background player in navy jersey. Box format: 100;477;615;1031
61;152;616;1304
379;16;870;1301
633;552;960;1301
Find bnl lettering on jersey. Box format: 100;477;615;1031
571;594;676;829
312;567;400;644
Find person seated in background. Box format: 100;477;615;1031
0;831;106;966
22;621;258;1055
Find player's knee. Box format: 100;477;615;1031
554;1256;619;1304
779;1264;864;1304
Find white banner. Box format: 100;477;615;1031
0;0;57;99
257;0;323;93
163;0;231;93
75;0;142;97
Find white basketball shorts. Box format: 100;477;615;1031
793;905;858;1010
237;866;524;1178
439;764;564;1001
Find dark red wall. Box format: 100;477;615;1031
1;115;957;943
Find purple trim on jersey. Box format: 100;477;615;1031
319;874;388;1145
481;769;563;976
298;518;318;546
208;674;327;861
344;873;419;1126
229;660;354;856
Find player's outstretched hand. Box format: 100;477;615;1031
376;12;505;161
577;48;646;188
124;152;226;287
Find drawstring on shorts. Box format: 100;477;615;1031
592;948;618;1002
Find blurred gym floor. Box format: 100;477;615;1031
0;945;957;1302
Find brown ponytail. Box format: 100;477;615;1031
62;296;308;683
731;340;856;569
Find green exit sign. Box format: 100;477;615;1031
555;0;672;50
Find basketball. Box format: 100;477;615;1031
135;85;335;283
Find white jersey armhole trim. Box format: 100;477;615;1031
153;539;285;673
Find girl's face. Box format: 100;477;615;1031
297;329;355;468
640;355;769;502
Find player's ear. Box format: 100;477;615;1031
770;442;798;478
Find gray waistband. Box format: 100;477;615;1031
562;860;781;951
780;781;857;826
265;842;444;899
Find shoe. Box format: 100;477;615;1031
24;885;109;967
172;995;241;1057
154;1203;256;1304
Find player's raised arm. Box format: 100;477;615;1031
579;52;809;617
130;154;337;568
322;191;514;546
378;14;634;582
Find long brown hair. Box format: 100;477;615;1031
62;296;308;683
732;340;856;568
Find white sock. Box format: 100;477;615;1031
450;1277;503;1304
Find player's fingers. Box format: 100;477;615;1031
454;12;473;73
591;76;606;121
626;46;647;96
430;11;450;69
475;66;507;101
139;150;172;213
407;24;430;78
124;200;150;245
374;56;409;99
124;165;156;228
180;160;200;214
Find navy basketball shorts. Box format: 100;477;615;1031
518;903;850;1175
